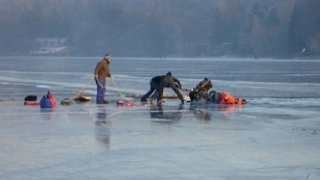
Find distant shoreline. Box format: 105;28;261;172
0;53;319;60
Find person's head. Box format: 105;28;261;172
104;54;111;64
208;90;216;100
47;90;52;97
215;92;222;101
166;71;172;76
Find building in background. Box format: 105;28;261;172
31;38;72;54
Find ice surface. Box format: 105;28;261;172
0;57;320;179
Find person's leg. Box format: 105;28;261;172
100;79;106;102
141;81;156;102
96;79;105;103
156;86;164;105
96;79;101;103
171;86;184;103
151;84;159;102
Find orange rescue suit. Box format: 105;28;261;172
48;94;56;108
219;92;245;105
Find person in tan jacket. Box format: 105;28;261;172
94;54;112;104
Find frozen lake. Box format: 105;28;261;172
1;56;320;179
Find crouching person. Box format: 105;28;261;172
40;90;56;108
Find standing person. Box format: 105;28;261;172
94;54;112;104
140;75;165;102
156;72;185;105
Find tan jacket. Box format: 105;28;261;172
94;59;111;79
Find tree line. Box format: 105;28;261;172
0;0;319;58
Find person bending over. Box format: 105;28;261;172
156;72;185;105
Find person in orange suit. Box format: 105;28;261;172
208;91;247;105
47;91;56;107
219;92;246;105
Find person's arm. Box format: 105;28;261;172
106;64;112;79
107;72;112;79
94;62;102;79
173;77;182;89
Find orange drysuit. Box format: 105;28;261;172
219;92;246;105
47;94;56;108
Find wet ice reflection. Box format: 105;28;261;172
94;107;110;149
1;102;320;179
150;105;184;123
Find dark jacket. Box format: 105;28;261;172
156;74;184;102
152;75;181;88
151;75;165;84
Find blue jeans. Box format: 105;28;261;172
96;79;106;103
141;81;157;102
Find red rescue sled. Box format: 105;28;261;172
24;101;40;106
116;100;134;107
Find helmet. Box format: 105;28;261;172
208;91;221;101
208;90;216;100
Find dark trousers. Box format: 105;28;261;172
157;85;184;102
141;81;158;101
156;77;184;103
